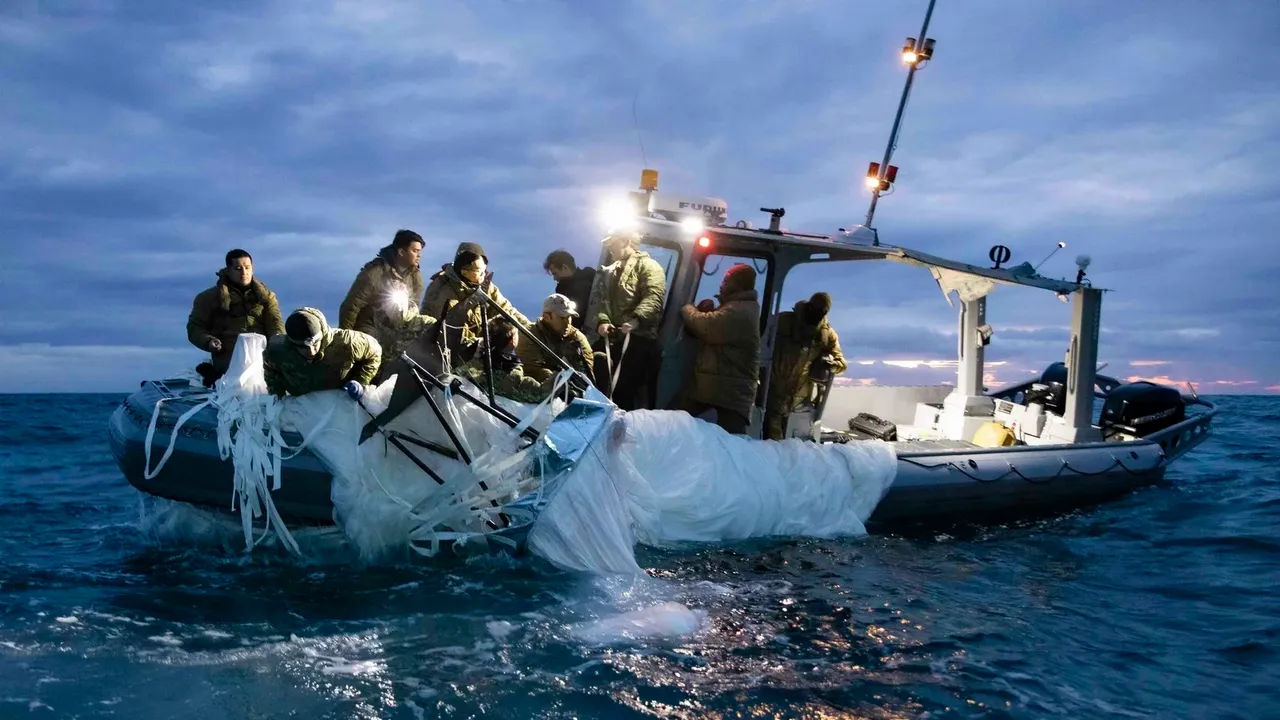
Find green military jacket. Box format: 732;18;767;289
680;289;762;418
187;271;285;371
461;356;555;405
338;246;425;335
420;265;529;346
338;248;429;380
589;251;667;340
515;320;595;383
767;299;848;413
264;308;383;397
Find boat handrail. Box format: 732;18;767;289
1135;397;1218;462
988;379;1110;403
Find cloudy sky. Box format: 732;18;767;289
2;0;1277;394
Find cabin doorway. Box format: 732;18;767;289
657;250;774;436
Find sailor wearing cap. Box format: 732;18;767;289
263;307;382;398
516;293;596;384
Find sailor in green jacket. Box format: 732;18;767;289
264;307;382;398
516;293;596;384
678;264;762;435
764;292;849;440
588;229;667;410
461;318;559;405
421;242;530;361
187;249;284;376
337;229;428;381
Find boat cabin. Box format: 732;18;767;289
594;171;1147;450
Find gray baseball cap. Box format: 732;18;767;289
542;293;579;317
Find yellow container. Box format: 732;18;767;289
972;421;1017;448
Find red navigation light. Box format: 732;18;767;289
697;235;711;248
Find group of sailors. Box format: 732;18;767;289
186;228;846;440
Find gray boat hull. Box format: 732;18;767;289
108;380;336;525
870;441;1168;528
108;380;1177;533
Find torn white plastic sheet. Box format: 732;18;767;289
528;409;898;574
143;333;304;554
186;336;897;571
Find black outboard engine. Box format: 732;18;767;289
1024;362;1068;415
1100;381;1186;438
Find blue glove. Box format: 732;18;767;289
344;381;364;400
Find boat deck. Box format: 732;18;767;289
834;427;978;453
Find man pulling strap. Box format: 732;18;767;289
587;228;666;410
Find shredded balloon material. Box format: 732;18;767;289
151;334;899;572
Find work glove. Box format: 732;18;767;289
344;381;364;401
696;299;716;312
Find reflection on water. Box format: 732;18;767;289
0;395;1278;718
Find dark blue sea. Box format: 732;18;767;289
1;394;1276;719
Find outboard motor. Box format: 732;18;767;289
1025;362;1068;415
1100;381;1186;438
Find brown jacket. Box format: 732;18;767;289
263;307;382;397
680;289;761;418
768;299;849;414
337;246;425;335
516;320;595;383
420;265;529;346
186;271;284;371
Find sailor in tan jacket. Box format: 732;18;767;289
517;294;595;383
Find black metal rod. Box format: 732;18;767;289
448;379;541;443
406;368;502;507
386;435;446;485
411;366;473;465
480;299;497;408
472;286;578;378
402;352;539;442
404;352;520;427
388;431;459;462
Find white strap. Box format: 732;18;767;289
609;332;631;397
143;397;214;480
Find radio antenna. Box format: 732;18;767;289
631;91;649;167
1034;241;1067;272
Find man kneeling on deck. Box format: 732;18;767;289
265;307;382;398
462;318;562;404
517;293;596;384
678;264;761;435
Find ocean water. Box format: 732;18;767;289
1;394;1277;719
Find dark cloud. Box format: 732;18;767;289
1;0;1277;392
